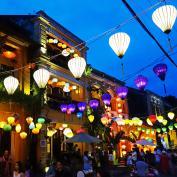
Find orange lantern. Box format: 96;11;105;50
3;51;16;59
32;128;40;134
20;132;27;139
26;117;33;124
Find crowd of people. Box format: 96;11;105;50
126;146;177;177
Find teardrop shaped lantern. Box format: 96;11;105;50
109;32;130;58
102;93;112;105
153;63;167;81
77;102;86;112
68;57;86;80
116;86;128;99
152;5;177;34
89;99;99;109
4;76;19;95
134;75;148;90
33;68;50;88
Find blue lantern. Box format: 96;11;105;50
77;112;83;119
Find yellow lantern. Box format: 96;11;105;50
15;124;21;133
162;119;168;126
146;118;153;126
138;120;143;126
88;115;94;123
32;128;40;134
47;130;54;137
124;119;129;125
63;128;73;138
0;121;6;128
7;116;15;124
20;132;27;139
48;39;54;43
157;115;164;123
62;124;68;128
129;120;133;126
101;117;108;125
168;112;175;120
62;44;67;48
36;123;42;129
26;117;33;124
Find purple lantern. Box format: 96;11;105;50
102;93;111;105
134;75;148;90
60;104;67;113
153;63;167;81
67;104;76;113
116;86;128;99
77;102;86;112
89;99;99;109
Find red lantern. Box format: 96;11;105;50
3;51;16;59
149;115;157;124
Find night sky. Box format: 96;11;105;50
1;0;177;97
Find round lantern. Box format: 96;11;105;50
162;119;168;126
7;116;15;124
63;128;74;138
47;130;54;137
33;68;50;88
20;132;27;139
157;115;164;123
88;115;94;123
102;93;111;105
156;128;161;133
77;112;83;119
15;124;21;133
67;104;76;113
153;63;167;81
60;104;68;113
89;99;99;109
62;124;68;128
77;102;86;112
138;120;143;126
68;57;86;79
134;75;148;90
37;117;45;124
109;32;130;58
4;76;19;95
168;112;175;120
162;127;167;132
174;123;177;129
149;115;157;124
152;5;177;34
32;128;40;134
3;124;12;131
26;117;33;124
116;86;128;99
29;122;35;130
0;121;6;129
36;123;42;129
3;51;16;59
168;125;173;131
101;117;109;125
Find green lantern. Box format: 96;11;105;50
174;123;177;129
3;124;12;131
162;127;167;132
156;128;161;133
146;129;150;134
168;125;173;131
37;117;45;124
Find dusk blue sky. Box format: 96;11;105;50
1;0;177;97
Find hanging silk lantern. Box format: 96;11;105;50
76;112;83;119
168;125;173;131
102;93;111;105
60;104;68;113
47;130;54;137
0;121;6;129
26;117;33;124
157;115;164;123
63;128;74;138
152;5;177;34
101;117;109;125
156;128;161;133
137;127;142;131
162;119;168;126
109;32;130;58
116;86;128;99
138;120;143;126
32;128;40;134
146;118;153;126
20;132;27;139
174;123;177;129
88;115;94;123
134;75;148;90
3;124;12;131
68;57;86;80
4;76;19;95
15;124;21;133
67;104;76;113
162;127;167;132
3;51;16;59
36;123;42;129
168;112;175;120
153;63;167;81
77;102;86;112
37;117;45;124
29;122;35;130
7;116;15;124
89;99;99;109
62;124;68;128
149;115;157;124
33;68;50;88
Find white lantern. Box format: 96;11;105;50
4;76;19;95
152;5;177;34
63;128;74;138
109;32;130;58
68;57;86;79
33;68;50;88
